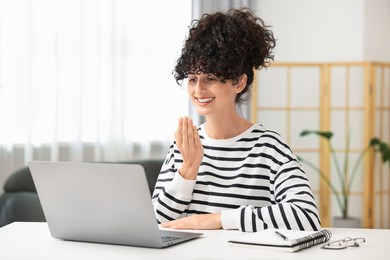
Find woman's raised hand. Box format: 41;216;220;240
174;117;203;180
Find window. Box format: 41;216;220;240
0;0;193;186
0;0;191;151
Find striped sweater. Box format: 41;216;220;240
152;123;321;232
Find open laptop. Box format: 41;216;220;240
28;161;202;248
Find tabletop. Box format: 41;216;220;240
0;222;388;260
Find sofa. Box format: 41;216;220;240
0;159;164;228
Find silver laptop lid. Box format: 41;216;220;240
29;161;167;247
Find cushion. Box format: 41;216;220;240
0;192;45;226
4;167;36;192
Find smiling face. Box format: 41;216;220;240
187;73;246;119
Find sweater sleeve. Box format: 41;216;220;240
221;159;321;232
151;143;196;223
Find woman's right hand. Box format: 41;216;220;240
174;117;203;180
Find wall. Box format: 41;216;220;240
254;0;390;62
364;0;390;61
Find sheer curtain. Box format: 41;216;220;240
0;0;191;185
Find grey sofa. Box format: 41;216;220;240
0;159;164;227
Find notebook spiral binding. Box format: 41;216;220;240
294;229;332;250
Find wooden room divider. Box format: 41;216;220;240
251;62;390;228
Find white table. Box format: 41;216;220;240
0;222;388;259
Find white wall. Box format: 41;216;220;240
364;0;390;61
254;0;390;62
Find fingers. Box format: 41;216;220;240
183;117;195;147
181;117;189;149
161;218;191;230
175;117;183;147
175;117;197;148
161;219;186;229
161;214;222;230
193;125;201;149
174;116;203;180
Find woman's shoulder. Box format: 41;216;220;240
240;123;283;141
249;124;294;153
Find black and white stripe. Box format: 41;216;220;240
152;124;321;232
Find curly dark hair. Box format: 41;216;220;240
174;8;276;104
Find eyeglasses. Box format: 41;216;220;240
321;237;366;250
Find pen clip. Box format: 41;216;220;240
275;230;289;241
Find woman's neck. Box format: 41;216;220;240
204;114;253;139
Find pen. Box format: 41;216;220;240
275;230;289;241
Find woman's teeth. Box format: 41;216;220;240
198;98;213;103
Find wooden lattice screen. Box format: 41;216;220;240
251;62;390;228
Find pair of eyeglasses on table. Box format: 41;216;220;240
321;237;366;250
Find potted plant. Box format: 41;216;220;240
299;130;390;227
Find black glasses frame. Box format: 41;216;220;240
321;237;366;250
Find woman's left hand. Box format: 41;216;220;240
161;213;222;230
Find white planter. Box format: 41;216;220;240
332;217;361;228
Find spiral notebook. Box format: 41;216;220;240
228;228;332;252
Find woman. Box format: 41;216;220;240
152;8;321;232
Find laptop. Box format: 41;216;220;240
28;161;202;248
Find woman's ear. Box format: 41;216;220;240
235;74;248;94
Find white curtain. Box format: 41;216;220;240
0;0;191;185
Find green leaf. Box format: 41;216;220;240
317;131;333;140
300;130;311;137
370;138;381;146
379;143;390;163
300;130;333;140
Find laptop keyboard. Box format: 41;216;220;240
161;235;182;243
